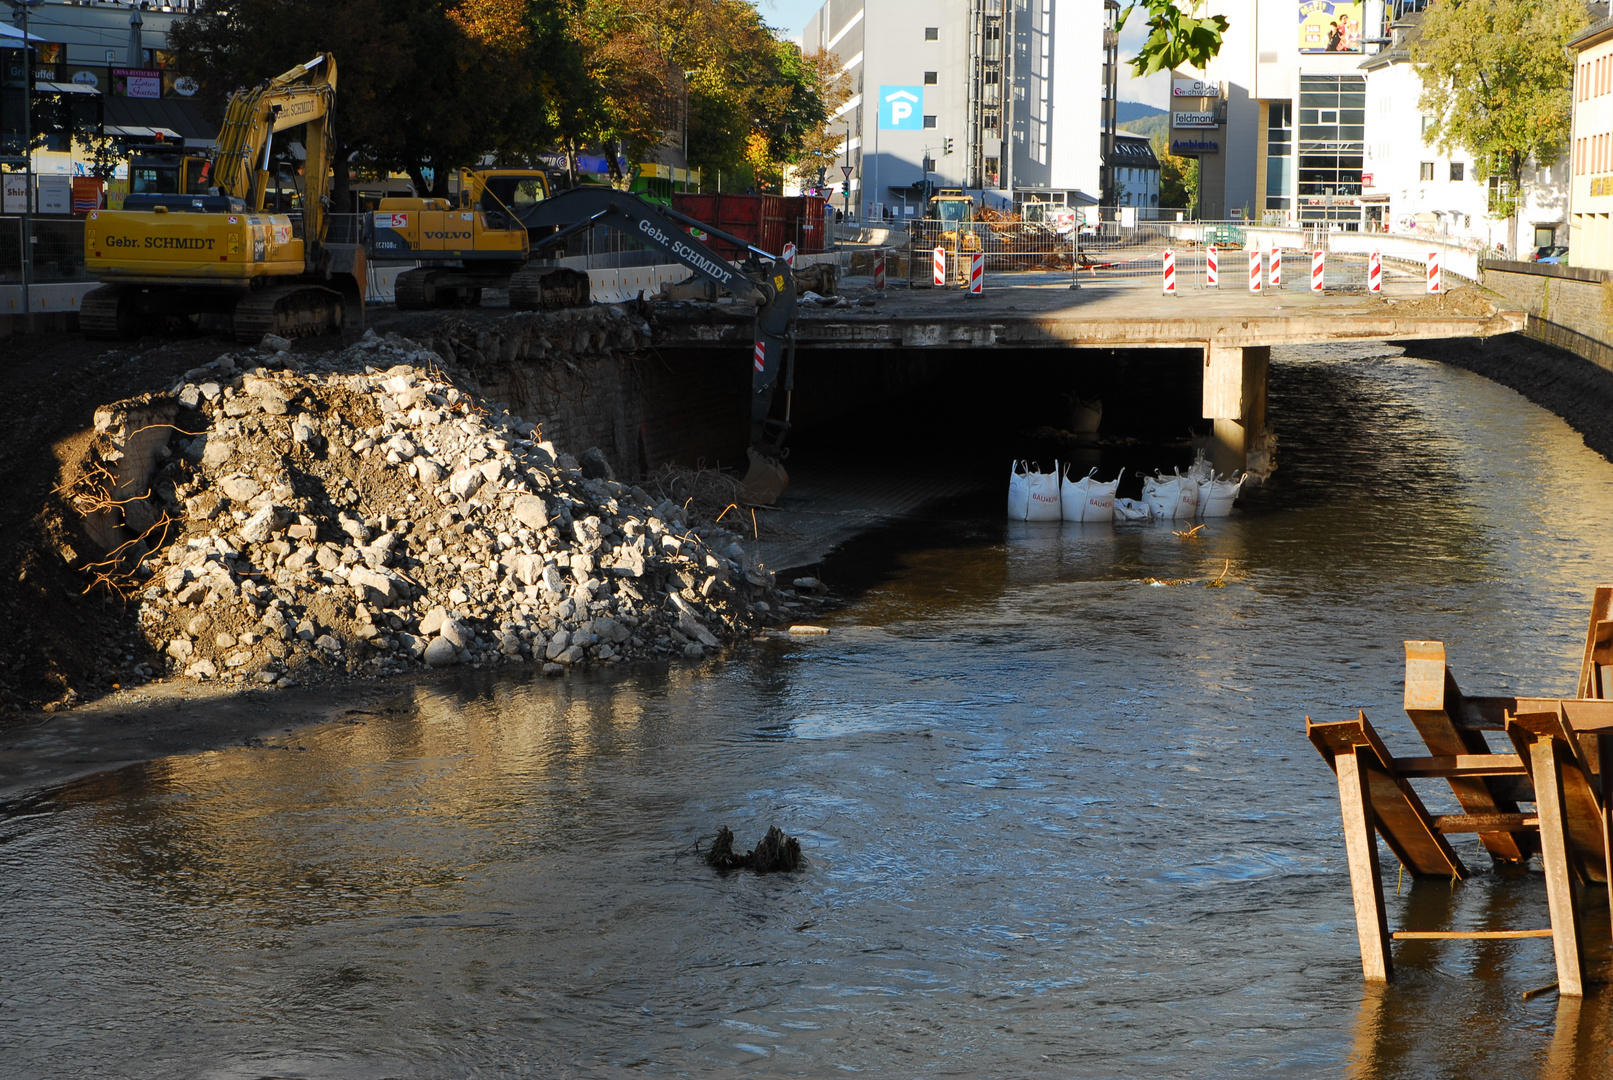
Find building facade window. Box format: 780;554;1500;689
1419;161;1435;181
924;27;938;40
922;114;937;128
924;71;938;84
1266;102;1292;211
1298;74;1365;227
1449;161;1464;181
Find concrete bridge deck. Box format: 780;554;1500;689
654;276;1525;351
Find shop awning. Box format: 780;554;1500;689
104;95;216;144
36;80;99;95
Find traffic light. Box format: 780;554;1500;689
943;137;954;155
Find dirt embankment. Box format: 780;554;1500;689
0;308;813;724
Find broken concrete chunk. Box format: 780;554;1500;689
512;495;548;531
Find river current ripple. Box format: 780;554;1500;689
6;345;1613;1078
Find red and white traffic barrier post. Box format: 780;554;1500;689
969;252;984;296
782;241;796;267
1163;248;1177;295
1368;251;1382;294
1311;249;1325;293
1248;248;1262;293
1270;246;1282;288
933;246;946;287
873;250;886;291
1206;244;1219;287
1427;249;1442;293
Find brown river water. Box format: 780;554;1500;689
5;344;1613;1077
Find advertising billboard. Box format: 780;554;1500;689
1298;0;1363;54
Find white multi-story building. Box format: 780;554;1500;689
1108;132;1160;208
1360;5;1565;253
802;0;1111;219
1188;0;1566;254
1568;15;1613;268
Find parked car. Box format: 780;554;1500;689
1532;245;1569;264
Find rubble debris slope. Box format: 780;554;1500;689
86;329;783;688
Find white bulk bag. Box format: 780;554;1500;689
1025;460;1062;521
1008;461;1031;520
1061;466;1124;523
1198;475;1244;518
1113;498;1152;522
1009;461;1061;521
1142;472;1198;520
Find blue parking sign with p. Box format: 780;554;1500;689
879;86;923;130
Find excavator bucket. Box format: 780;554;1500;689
741;448;789;506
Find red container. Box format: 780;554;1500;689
672;193;789;259
782;195;826;254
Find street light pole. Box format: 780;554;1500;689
8;0;40;321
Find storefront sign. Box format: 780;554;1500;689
1591;176;1613;197
1360;172;1374;186
111;67;162;99
1170;138;1220;154
37;175;71;215
2;173;26;214
1299;0;1363;54
164;73;199;97
878;86;923;131
1172;79;1220;98
1172;112;1218;128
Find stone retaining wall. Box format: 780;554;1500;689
1481;260;1613;373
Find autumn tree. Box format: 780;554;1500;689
1412;0;1587;255
1151;130;1197;212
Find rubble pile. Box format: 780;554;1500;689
87;330;790;688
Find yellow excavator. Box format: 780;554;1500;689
82;54;365;340
374;168;589;309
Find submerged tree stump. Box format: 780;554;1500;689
704;825;803;873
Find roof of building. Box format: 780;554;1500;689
1571;12;1613;51
1106;132;1160;169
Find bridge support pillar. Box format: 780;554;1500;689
1202;342;1270;478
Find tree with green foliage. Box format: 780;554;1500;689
1117;0;1228;77
1412;0;1587;255
1151;130;1197;212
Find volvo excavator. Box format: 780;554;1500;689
81;54;365;340
374;168;588;310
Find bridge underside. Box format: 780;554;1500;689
651;282;1526;476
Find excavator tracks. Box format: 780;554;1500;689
394;268;441;310
509;266;592;311
232;285;344;343
80;286;139;340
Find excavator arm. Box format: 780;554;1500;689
523;188;798;473
210;54;338;249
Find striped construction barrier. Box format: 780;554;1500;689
933;246;946;287
1427;249;1441;293
1368;251;1382;293
1270;246;1282;288
969;252;984;295
782;241;796;267
1163;248;1176;294
1311;250;1325;293
1206;244;1218;287
1248;249;1262;293
874;251;886;291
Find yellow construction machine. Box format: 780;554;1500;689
375;168;589;309
82;54;365;340
928;187;982;254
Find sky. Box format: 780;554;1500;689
747;0;1172;107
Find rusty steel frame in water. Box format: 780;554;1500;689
1309;585;1613;997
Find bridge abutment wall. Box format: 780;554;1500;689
1481;261;1613;373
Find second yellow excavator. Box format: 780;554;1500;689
373;168;589;310
82;54;365;340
